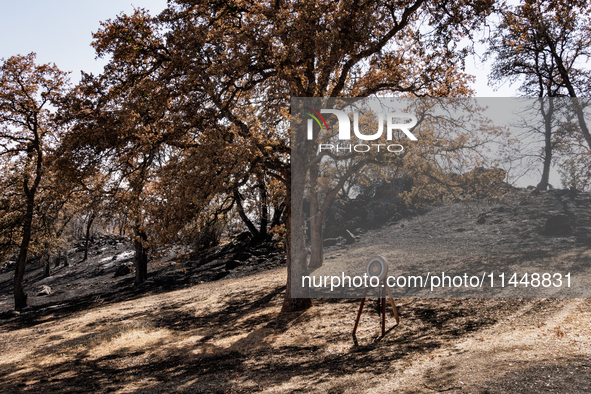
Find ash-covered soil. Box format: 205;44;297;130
313;187;591;298
0;188;589;393
0;233;286;318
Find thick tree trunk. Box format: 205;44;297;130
308;163;323;270
258;180;268;239
83;212;96;262
307;158;369;271
537;98;554;191
570;98;591;152
282;162;311;313
133;230;148;285
234;188;261;241
270;202;285;229
308;221;323;271
117;214;127;236
14;198;34;310
545;37;591;151
43;254;51;278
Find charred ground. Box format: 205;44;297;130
0;187;590;393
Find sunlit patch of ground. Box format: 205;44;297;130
1;266;590;393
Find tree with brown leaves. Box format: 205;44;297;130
0;53;69;309
158;0;495;311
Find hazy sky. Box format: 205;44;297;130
0;1;168;82
0;1;518;96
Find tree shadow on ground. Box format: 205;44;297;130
0;282;531;393
419;356;591;394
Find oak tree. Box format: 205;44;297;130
0;53;69;309
157;0;496;311
487;0;591;190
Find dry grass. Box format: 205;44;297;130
1;268;590;393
